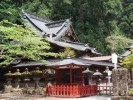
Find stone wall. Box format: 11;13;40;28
111;68;131;100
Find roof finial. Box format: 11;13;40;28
50;33;53;40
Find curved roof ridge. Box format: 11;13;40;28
23;11;52;23
65;41;88;45
45;19;68;26
23;11;70;26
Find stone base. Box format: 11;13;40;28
12;88;23;95
111;96;133;100
4;85;13;93
22;87;46;96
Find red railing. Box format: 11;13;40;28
46;85;97;97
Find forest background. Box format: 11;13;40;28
0;0;133;55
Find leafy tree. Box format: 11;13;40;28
118;0;133;38
72;0;123;54
50;0;72;20
21;0;124;54
0;1;21;24
0;20;57;67
106;35;133;53
22;0;52;19
121;48;133;69
2;0;133;55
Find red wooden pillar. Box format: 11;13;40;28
70;65;72;85
55;68;57;84
80;66;84;85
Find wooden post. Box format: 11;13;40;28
55;68;59;84
111;68;129;99
55;68;57;84
80;66;84;85
70;65;72;85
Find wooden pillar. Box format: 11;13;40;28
70;65;72;85
55;68;57;84
80;66;84;85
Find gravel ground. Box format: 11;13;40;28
35;96;111;100
0;92;43;100
0;92;111;100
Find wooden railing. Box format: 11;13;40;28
46;85;97;97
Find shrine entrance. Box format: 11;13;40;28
46;58;97;97
55;68;83;85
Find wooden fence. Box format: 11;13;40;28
98;85;113;95
46;85;97;97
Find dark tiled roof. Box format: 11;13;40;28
119;45;132;57
21;11;101;55
47;39;101;55
82;56;111;61
125;45;133;50
75;58;120;67
13;61;45;67
120;50;131;57
22;12;71;40
45;20;66;28
46;59;91;66
23;13;50;35
13;58;120;68
79;59;120;67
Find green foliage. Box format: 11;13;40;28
1;0;133;55
106;35;133;53
21;0;126;54
50;0;72;20
71;0;123;54
128;88;133;94
22;0;52;19
118;1;133;38
121;48;133;69
0;1;21;24
59;47;75;58
0;20;57;67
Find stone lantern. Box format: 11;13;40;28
93;69;103;85
31;67;42;89
22;68;30;88
13;69;22;89
4;71;13;93
5;71;12;86
104;67;112;84
82;68;94;85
